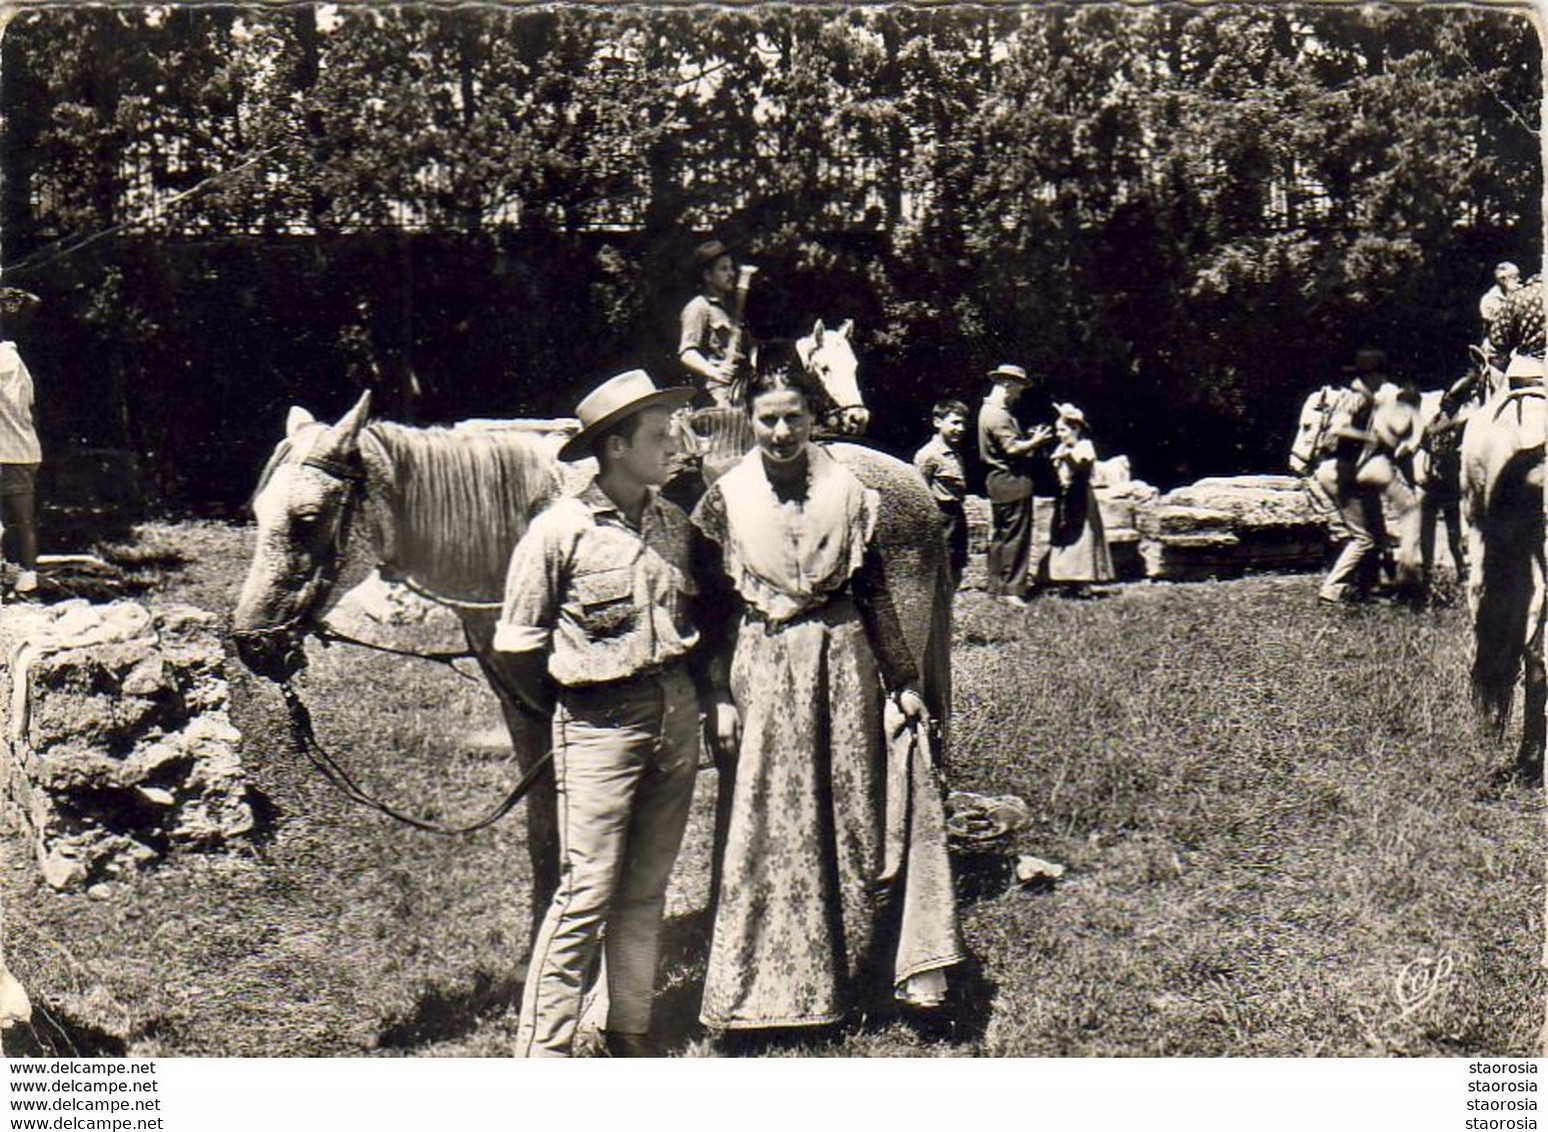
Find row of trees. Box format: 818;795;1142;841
0;5;1540;509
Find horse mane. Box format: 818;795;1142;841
362;422;561;600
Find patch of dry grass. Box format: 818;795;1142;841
1;526;1540;1058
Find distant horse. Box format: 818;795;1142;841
1459;380;1545;783
231;321;954;934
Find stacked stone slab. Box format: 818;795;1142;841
1136;475;1329;581
0;600;252;891
963;471;1333;585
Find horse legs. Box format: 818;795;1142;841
489;689;559;944
468;641;561;946
1517;634;1545;785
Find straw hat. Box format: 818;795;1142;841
987;363;1032;384
558;370;694;462
1054;402;1088;429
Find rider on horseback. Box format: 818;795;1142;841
1487;272;1545;388
678;240;750;408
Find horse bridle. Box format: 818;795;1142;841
229;449;367;660
791;338;865;428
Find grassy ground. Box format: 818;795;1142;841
2;521;1540;1057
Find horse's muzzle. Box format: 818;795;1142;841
837;407;871;436
231;626;308;683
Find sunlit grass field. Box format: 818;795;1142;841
4;523;1541;1057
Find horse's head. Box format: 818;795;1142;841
1288;386;1335;474
232;392;373;682
795;319;869;436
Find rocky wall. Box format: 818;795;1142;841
0;601;253;891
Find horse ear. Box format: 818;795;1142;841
811;319;825;346
838;319;853;341
285;406;315;439
319;391;372;455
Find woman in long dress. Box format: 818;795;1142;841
1047;403;1114;591
691;345;962;1034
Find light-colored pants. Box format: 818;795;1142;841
1319;483;1386;601
514;664;698;1057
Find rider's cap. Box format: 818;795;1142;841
1343;347;1388;378
987;363;1032;385
691;239;732;275
558;369;694;462
1496;261;1521;280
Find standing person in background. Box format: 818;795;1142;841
977;363;1056;608
679;240;744;408
1047;403;1114;594
1314;349;1392;606
0;295;43;600
912;398;971;588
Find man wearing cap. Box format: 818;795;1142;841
978;363;1057;607
1314;348;1392;605
678;239;742;407
494;369;703;1058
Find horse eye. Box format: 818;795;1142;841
293;510;322;527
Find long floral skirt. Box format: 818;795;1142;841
699;597;889;1030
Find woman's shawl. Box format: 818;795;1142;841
713;444;879;623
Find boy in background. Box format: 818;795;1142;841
913;398;971;588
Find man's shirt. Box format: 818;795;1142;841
1480;284;1512;325
679;294;734;367
0;342;40;465
913;435;967;507
495;480;698;688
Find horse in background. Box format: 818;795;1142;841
674;319;870;485
1459;377;1545;784
231;319;955;939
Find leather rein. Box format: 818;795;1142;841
240;448;551;836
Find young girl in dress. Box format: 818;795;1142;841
1048;403;1114;594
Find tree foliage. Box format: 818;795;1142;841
0;4;1538;506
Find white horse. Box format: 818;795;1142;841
1459;380;1545;783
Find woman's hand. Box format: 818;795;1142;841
711;696;742;764
893;685;928;727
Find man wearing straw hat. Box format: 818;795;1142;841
494;369;702;1058
978;363;1056;607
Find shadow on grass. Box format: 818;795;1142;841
3;999;130;1058
376;969;523;1051
652;907;713;1054
652;906;997;1056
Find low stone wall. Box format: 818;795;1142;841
964;472;1331;585
1137;475;1330;581
0;601;253;891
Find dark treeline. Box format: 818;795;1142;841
0;5;1539;511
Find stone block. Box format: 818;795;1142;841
0;600;253;890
